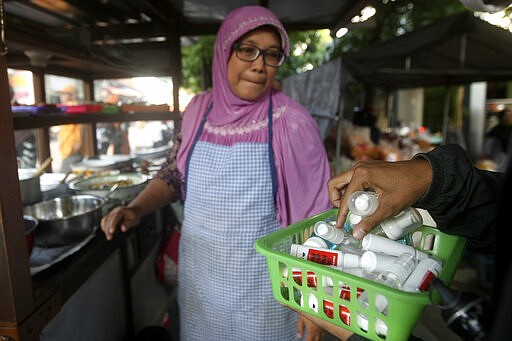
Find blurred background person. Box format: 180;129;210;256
482;107;512;172
57;85;84;172
96;90;131;155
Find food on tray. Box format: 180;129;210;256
88;179;134;190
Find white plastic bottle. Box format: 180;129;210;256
342;211;363;233
311;220;344;249
402;257;443;292
290;244;359;269
372;207;423;240
362;233;428;261
360;251;398;274
357;252;416;313
303;236;330;249
348;191;379;217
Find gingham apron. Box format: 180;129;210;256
178;99;296;340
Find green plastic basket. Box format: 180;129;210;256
255;208;467;341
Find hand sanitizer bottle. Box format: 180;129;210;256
357;252;416;314
372;207;423;240
348;191;379;217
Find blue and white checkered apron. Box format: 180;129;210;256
178;101;296;341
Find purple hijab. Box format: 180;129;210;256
175;6;331;225
208;5;289;128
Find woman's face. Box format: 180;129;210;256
227;27;281;101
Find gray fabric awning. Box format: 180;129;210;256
343;12;512;89
283;58;351;140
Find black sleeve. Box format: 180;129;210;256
412;144;505;251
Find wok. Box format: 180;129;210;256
23;195;105;247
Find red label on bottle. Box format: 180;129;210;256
339;285;363;300
340;305;351;325
418;270;437;292
306;249;340;266
292;270;318;287
323;300;334;319
340;285;351;300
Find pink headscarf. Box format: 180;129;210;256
208;5;290;128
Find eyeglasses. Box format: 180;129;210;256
232;42;286;67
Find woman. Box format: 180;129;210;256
101;5;331;341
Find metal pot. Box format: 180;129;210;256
24;215;38;256
23;195;106;247
18;168;43;205
68;172;148;204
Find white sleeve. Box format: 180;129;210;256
460;0;509;12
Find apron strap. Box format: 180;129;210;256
268;96;278;202
184;101;212;195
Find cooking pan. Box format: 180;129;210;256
23;194;105;247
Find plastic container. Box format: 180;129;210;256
61;104;103;114
348;191;379;216
255;208;466;341
374;207;423;240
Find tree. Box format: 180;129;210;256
180;0;509;94
181;36;215;93
330;0;467;57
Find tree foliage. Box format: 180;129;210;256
180;30;331;93
181;0;503;93
330;0;467;57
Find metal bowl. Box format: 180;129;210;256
23;195;106;247
68;172;148;203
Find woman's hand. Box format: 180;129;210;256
297;311;354;341
297;313;325;341
327;159;432;239
100;206;142;241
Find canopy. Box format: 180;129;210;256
343;12;512;89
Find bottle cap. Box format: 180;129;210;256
356;312;388;336
349;213;362;225
314;221;344;244
357;312;369;332
361;251;398;273
290;244;304;258
301;293;319;312
349;191;379;216
303;236;329;249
